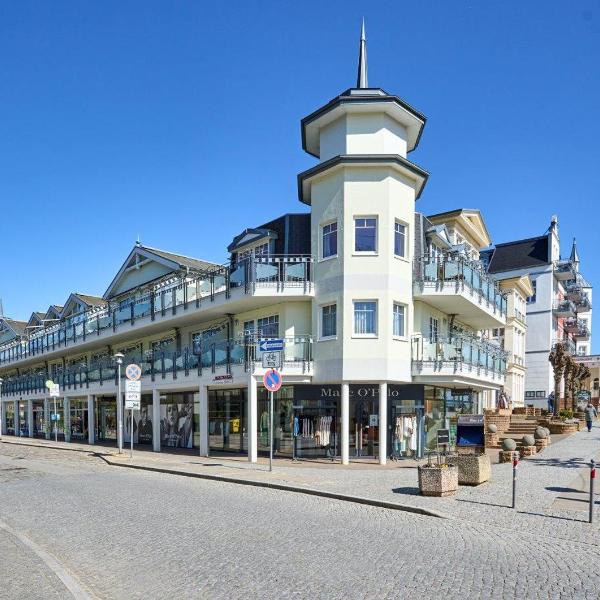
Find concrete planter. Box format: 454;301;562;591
447;454;491;486
547;421;578;435
418;465;458;497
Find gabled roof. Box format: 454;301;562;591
61;293;106;317
27;312;45;328
426;208;492;249
103;244;219;300
227;228;278;253
45;305;63;320
483;235;550;274
0;318;27;337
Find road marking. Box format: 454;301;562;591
0;518;95;600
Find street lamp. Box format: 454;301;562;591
113;353;125;454
0;378;3;440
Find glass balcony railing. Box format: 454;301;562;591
0;336;313;397
553;299;576;317
411;334;507;376
554;260;576;280
413;255;507;317
0;255;313;367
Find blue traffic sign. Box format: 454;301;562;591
263;369;283;392
258;339;284;352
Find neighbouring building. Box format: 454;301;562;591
1;26;523;464
481;218;593;407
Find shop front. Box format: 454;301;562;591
158;392;197;450
122;394;153;447
209;388;247;453
18;402;28;436
4;402;15;435
49;398;65;441
69;398;88;442
33;401;46;438
95;397;117;443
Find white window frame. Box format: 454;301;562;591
392;302;407;339
394;220;408;260
353;216;378;255
320;220;338;261
319;303;337;340
353;300;378;338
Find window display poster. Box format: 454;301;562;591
160;395;193;449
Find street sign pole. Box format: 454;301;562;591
117;362;123;454
130;408;134;459
54;396;57;442
269;389;274;473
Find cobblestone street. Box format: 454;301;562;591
2;435;600;599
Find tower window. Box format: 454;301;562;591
321;222;338;259
394;222;407;258
354;218;377;253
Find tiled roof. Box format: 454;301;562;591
484;235;550;274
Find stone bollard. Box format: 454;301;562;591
500;438;518;463
520;434;537;456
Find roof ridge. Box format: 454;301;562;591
140;244;216;264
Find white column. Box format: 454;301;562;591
152;389;161;452
87;395;95;444
0;400;4;437
199;385;209;457
64;397;71;442
379;383;388;466
27;399;34;438
248;376;258;463
14;400;19;436
44;398;50;439
341;383;350;465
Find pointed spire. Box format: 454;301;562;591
356;18;368;88
570;237;580;266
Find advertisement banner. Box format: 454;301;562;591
160;395;194;449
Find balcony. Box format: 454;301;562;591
552;337;576;355
553;299;576;318
411;334;507;389
0;336;313;398
563;317;580;333
0;255;313;368
573;323;590;341
554;259;576;281
564;280;592;312
413;256;507;328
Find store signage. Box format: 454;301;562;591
258;339;284;352
457;415;484;426
262;351;282;369
437;429;450;445
125;363;142;381
263;369;283;392
213;374;233;384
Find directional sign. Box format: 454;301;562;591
258;339;284;353
262;351;282;369
263;369;283;393
125;363;142;381
125;380;141;393
49;384;60;398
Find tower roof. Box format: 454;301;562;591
570;237;580;264
357;19;368;88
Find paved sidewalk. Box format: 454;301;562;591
4;424;600;546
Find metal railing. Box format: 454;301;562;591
413;255;507;317
0;255;313;367
553;299;577;315
552;337;577;355
0;336;313;397
411;334;507;376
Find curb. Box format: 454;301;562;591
100;455;446;519
1;439;113;457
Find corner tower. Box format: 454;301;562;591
298;23;428;384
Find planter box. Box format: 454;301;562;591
447;454;491;486
418;465;458;497
547;421;578;435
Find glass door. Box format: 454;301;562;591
350;397;379;458
208;389;247;453
95;398;117;442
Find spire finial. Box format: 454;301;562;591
356;18;368;88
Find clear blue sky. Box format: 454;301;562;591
1;1;598;350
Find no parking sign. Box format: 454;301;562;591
263;369;282;392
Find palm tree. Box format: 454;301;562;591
549;343;568;416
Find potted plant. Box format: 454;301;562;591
418;455;459;497
447;453;491;485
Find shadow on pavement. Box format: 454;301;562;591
546;486;582;493
517;510;586;523
456;498;510;509
530;457;589;469
391;486;420;496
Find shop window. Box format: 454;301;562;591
393;303;406;337
321;304;337;338
258;315;279;338
321;221;338;259
353;301;377;335
159;392;195;449
394;221;407;258
354;217;377;253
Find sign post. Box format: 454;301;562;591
47;381;60;442
262;369;283;472
125;364;142;459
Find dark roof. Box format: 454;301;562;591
484;235;550;274
140;245;218;272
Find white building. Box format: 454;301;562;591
481;217;592;407
0;26;515;464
